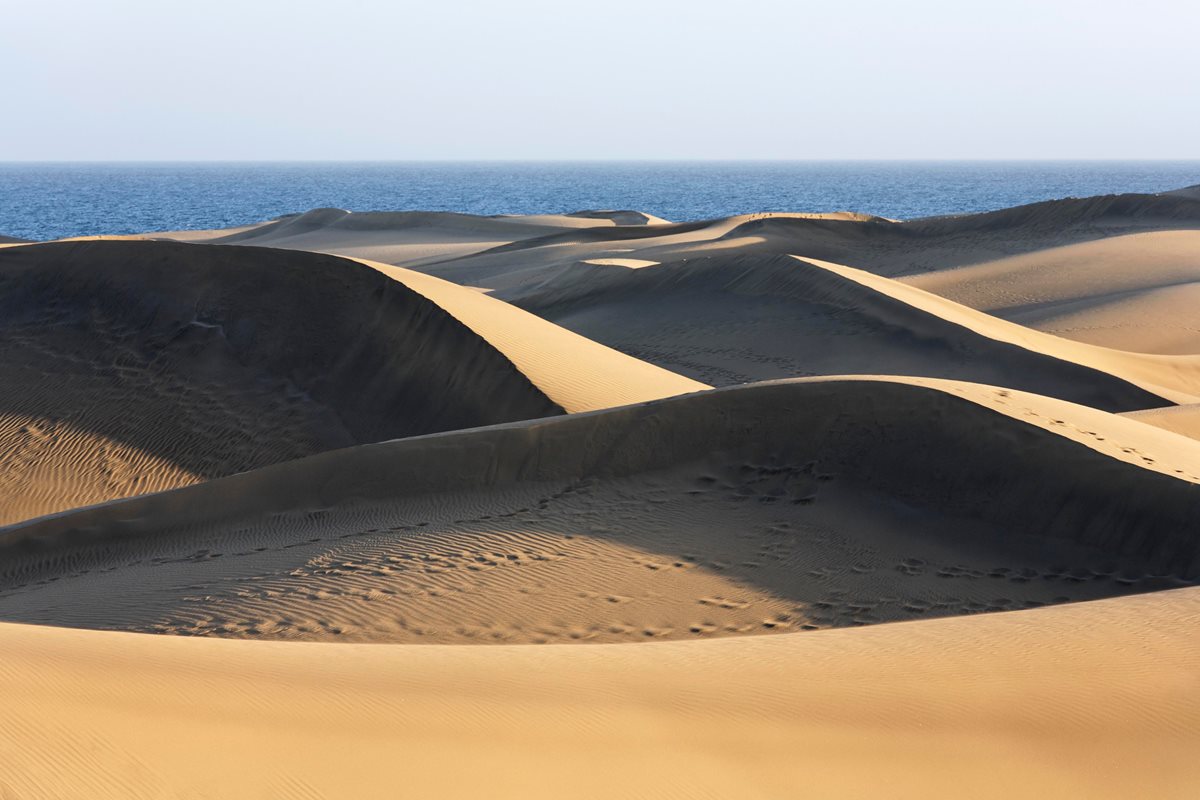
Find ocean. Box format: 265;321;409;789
1;161;1198;242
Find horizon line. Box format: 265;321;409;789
3;157;1200;165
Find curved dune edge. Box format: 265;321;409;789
343;255;709;412
510;250;1172;409
799;257;1200;403
0;240;582;524
1122;403;1200;440
4;375;1200;644
1;586;1197;798
872;376;1200;480
0;240;701;526
902;231;1200;355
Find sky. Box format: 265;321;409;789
2;0;1198;160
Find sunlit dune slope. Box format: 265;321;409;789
2;376;1197;643
1122;403;1200;440
351;257;708;412
905;230;1200;354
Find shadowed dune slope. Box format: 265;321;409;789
509;251;1194;407
350;257;708;412
1167;183;1200;200
395;191;1200;294
0;240;570;524
143;193;1200;310
2;376;1198;643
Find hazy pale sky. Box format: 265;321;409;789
3;0;1197;160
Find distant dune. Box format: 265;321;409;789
4;188;1200;797
163;207;668;266
906;230;1200;354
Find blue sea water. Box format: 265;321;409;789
1;161;1198;242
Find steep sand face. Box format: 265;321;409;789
352;258;708;412
1;377;1196;643
0;240;701;525
0;242;548;524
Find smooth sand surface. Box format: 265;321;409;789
157;208;672;267
3;189;1200;797
906;230;1200;354
2;586;1198;799
1122;403;1200;440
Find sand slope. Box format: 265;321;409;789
2;376;1196;643
1;585;1197;799
178;194;1200;397
906;230;1200;354
397;191;1200;292
4;189;1200;798
507;251;1199;408
351;257;708;412
1122;403;1200;440
0;240;698;524
160;208;669;267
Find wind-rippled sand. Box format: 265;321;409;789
2;187;1200;797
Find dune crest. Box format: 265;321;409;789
4;186;1200;797
799;256;1200;402
346;256;708;412
0;240;700;524
2;376;1197;643
1122;403;1200;440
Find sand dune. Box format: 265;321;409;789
187;195;1198;390
1164;183;1200;200
349;257;707;412
0;240;697;525
1122;403;1200;440
2;585;1198;799
904;231;1200;354
158;207;669;267
395;191;1200;291
4;188;1200;797
1;376;1196;643
507;250;1198;407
